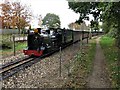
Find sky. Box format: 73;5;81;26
27;0;80;28
0;0;94;28
11;0;80;28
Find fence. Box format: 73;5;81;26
0;29;19;34
0;29;28;35
1;34;27;57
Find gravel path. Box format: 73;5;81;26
87;37;110;88
2;40;86;88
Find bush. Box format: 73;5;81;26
107;28;117;38
1;40;13;49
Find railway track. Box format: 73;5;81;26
0;41;78;81
0;56;36;81
0;47;61;81
0;56;30;70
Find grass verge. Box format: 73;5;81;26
64;39;96;88
100;35;119;88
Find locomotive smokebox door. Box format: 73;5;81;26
46;30;50;34
37;28;41;34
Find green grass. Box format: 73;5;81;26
100;36;119;88
75;40;96;75
1;34;27;57
1;42;27;57
15;42;27;50
84;40;96;73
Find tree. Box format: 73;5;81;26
68;2;102;32
0;1;32;34
68;22;80;30
42;13;61;28
108;2;120;48
90;20;99;31
12;1;32;34
68;2;101;22
100;2;120;48
38;15;43;27
0;0;12;29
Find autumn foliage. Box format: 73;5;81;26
0;0;32;33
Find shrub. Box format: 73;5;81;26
1;40;13;49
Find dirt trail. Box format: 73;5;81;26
87;37;110;88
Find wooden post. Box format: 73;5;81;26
73;42;74;51
118;49;120;88
87;36;88;44
81;35;83;44
13;35;16;56
89;31;92;39
59;47;62;77
80;35;83;52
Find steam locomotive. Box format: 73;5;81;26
23;28;102;56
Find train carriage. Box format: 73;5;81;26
73;30;82;43
82;31;89;39
61;29;73;45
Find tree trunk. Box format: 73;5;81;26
18;28;20;34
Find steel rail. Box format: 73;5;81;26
0;56;30;70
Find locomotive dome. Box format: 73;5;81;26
34;28;38;33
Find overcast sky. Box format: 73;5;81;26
27;0;80;28
1;0;93;28
12;0;80;28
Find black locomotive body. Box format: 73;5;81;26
23;28;103;56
